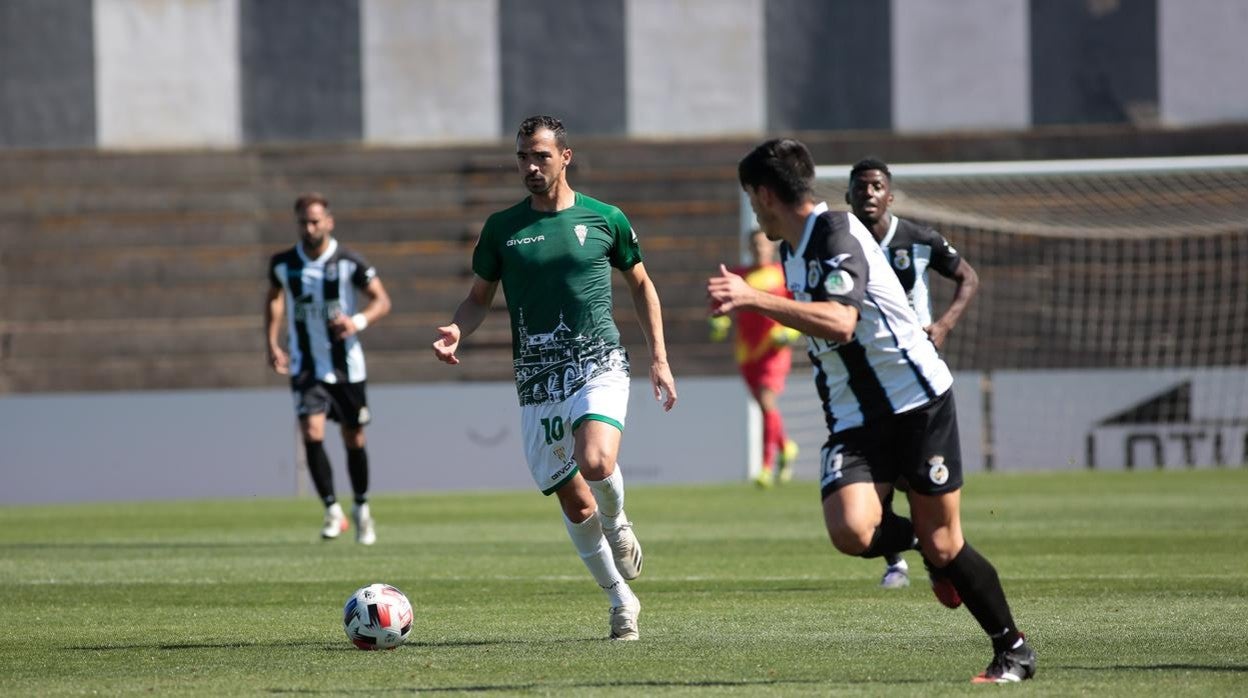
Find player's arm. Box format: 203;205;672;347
332;277;392;339
432;275;498;365
928;256;979;349
708;264;858;344
264;285;289;375
621;261;677;411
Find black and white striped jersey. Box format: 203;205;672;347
269;239;376;384
877;216;962;327
780;204;953;433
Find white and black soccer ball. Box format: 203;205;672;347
343;583;413;650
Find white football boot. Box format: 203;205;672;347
608;596;641;641
603;520;643;580
354;503;376;546
321;503;348;540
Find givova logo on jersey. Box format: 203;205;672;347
507;235;546;247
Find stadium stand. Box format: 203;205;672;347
1;125;1246;393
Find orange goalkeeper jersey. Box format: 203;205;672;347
732;262;793;367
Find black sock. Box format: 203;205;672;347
858;510;916;559
347;447;369;505
880;490;908;565
304;440;336;506
939;543;1021;653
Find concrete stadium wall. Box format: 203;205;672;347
1;378;751;505
6;369;1241;505
2;0;1246;150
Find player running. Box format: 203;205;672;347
433;115;677;641
709;138;1035;683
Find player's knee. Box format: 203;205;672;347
826;523;873;556
575;448;616;480
342;427;366;449
916;527;962;566
561;500;596;524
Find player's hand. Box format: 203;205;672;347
650;359;677;412
706;264;755;317
329;314;358;340
267;345;290;375
925;322;950;349
432;324;462;365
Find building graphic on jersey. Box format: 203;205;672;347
513;308;627;406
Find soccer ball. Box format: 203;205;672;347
343;583;413;650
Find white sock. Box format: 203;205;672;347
354;502;370;520
563;511;634;607
888;558;909;571
586;466;627;530
327;502;345;518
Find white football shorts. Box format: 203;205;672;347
519;368;630;495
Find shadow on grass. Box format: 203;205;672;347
69;637;592;652
266;678;843;694
1061;663;1248;674
3;542;302;551
70;641;336;651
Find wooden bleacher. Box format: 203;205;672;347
0;142;742;393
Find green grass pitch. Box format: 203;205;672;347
2;469;1245;696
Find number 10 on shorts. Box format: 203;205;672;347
541;416;568;444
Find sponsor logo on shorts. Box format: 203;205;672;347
550;457;576;482
357;406;371;425
928;455;949;485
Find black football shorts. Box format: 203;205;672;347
292;377;371;427
819;390;962;500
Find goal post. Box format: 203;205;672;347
740;154;1248;478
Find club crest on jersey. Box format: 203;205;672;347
806;260;822;288
892;249;911;271
928;456;949;485
574;224;588;246
324;264;338;281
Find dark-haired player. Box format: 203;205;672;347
708;138;1034;683
433;116;677;641
847;158;980;589
266;193;391;545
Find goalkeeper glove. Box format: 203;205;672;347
769;325;802;347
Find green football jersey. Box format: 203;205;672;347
473;192;643;405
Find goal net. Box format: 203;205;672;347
741;155;1248;475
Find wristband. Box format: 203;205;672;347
351;313;369;332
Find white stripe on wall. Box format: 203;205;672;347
626;0;765;136
94;0;241;148
891;0;1030;133
1158;0;1248;126
362;0;500;144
